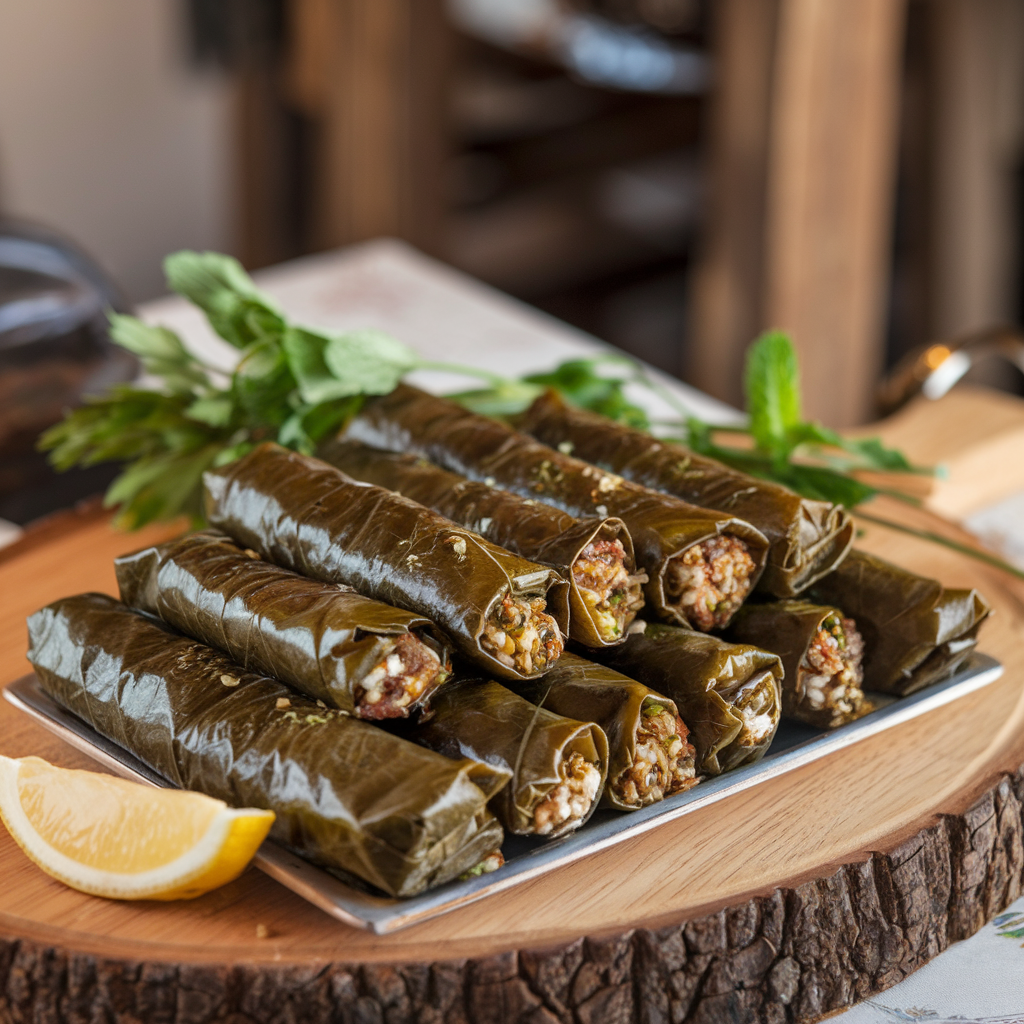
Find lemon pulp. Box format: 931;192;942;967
0;755;274;900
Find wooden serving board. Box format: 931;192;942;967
1;416;1024;1023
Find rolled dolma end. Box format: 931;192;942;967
203;443;568;681
662;530;761;632
317;438;647;647
515;389;855;597
517;652;698;811
588;622;783;775
115;530;453;720
727;600;871;729
26;593;508;898
559;519;647;645
344;384;768;632
618;695;697;808
483;592;564;677
404;677;609;837
807;549;992;696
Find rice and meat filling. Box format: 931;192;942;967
481;592;564;675
611;703;697;808
574;537;647;641
799;613;868;726
532;751;604;835
355;632;447;718
666;535;758;632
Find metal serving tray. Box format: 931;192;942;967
4;654;1003;935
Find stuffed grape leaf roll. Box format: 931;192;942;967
343;385;769;632
402;677;609;837
726;600;871;728
807;549;991;695
115;530;453;719
515;652;698;811
317;438;646;646
515;390;854;597
26;593;508;897
203;443;567;681
585;623;782;775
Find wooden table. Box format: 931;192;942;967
2;243;1024;1023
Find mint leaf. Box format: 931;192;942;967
779;465;877;506
165;251;265;306
108;445;223;530
323;329;418;395
745;331;801;456
277;407;314;453
449;381;545;418
301;396;362;442
788;422;922;473
836;436;914;472
186;395;234;427
684;417;713;453
278;396;363;454
164;251;285;349
232;339;294;425
282;327;361;404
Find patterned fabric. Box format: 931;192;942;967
834;893;1024;1021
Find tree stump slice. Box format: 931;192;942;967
1;475;1024;1022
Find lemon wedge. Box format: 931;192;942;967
0;755;274;900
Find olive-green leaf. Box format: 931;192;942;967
282;327;363;404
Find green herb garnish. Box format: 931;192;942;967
37;251;1024;583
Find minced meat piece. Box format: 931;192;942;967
798;614;869;727
355;633;448;719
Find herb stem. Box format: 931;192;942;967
863;486;924;508
855;510;1024;582
416;361;508;386
628;365;701;422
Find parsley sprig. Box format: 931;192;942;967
37;249;1024;583
41;252;422;528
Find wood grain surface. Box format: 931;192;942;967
1;400;1024;1023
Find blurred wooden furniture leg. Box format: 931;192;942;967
693;0;906;427
765;0;906;427
689;0;779;410
235;6;300;270
297;0;450;253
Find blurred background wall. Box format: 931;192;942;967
0;0;233;302
1;0;1023;422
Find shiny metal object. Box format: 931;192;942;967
4;656;1003;933
878;325;1024;416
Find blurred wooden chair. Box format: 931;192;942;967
241;0;908;427
691;0;907;427
691;0;1024;428
237;0;1021;430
